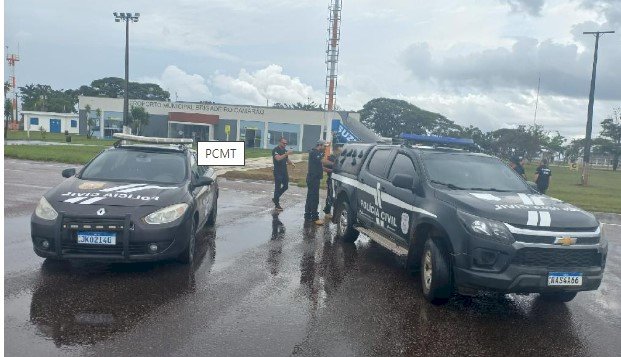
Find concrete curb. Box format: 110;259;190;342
594;212;621;225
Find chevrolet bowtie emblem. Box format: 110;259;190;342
97;208;106;216
555;236;577;246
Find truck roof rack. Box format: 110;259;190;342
399;133;479;151
112;133;193;150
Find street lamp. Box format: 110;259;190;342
113;12;140;134
581;30;614;186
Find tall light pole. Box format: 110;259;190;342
581;30;614;186
114;12;140;134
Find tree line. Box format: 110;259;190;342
359;98;620;171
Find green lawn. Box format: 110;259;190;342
524;164;621;213
4;144;275;166
6;131;116;146
4;145;105;165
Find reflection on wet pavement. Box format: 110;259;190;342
4;170;621;356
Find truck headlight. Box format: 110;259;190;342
35;197;58;221
144;203;188;225
457;211;514;245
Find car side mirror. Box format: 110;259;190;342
193;176;214;187
392;174;415;190
62;168;76;178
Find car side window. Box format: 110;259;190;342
190;153;201;181
388;153;416;181
367;149;391;178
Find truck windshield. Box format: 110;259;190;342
80;149;187;185
421;153;528;192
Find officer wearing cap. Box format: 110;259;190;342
509;156;527;180
305;140;329;225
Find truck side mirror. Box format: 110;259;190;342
391;174;415;190
62;168;76;178
526;181;540;193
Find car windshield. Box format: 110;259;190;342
421;153;528;192
80;149;187;185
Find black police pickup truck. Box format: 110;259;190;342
331;139;607;304
31;134;218;265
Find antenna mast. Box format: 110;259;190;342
325;0;342;112
5;46;21;135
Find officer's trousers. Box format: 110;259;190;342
304;177;320;220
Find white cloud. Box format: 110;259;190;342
140;65;212;102
212;65;322;105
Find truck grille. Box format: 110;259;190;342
513;234;600;245
512;248;602;268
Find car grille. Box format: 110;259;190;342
513;234;600;245
512;248;602;268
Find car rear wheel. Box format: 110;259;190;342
335;200;359;243
178;220;196;265
206;199;217;227
420;238;452;304
540;291;578;303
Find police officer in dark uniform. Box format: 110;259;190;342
510;156;527;180
272;137;295;211
534;158;552;194
322;144;342;219
305;140;328;225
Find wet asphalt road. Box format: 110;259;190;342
4;158;621;357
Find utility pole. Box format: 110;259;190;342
114;12;140;134
5;46;20;139
533;74;540;125
581;30;614;186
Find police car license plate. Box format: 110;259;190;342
548;272;582;286
77;232;116;245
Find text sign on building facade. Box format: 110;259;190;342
197;141;246;166
129;100;266;116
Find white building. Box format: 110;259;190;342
78;96;373;152
21;111;80;134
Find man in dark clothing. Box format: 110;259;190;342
535;159;552;194
510;156;527;180
322;144;342;219
272;137;295;211
305;140;328;225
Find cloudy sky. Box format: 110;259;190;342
4;0;620;137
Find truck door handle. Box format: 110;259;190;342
380;187;386;192
360;178;365;183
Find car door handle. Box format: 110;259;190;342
360;178;365;183
380;186;386;192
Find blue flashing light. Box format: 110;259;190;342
399;133;474;146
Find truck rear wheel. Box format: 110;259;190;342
539;291;578;303
335;200;359;243
421;238;452;304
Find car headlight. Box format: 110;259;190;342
35;197;58;221
144;203;189;225
457;211;514;245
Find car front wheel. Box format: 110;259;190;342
420;238;452;304
178;220;196;265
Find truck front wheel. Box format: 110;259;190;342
421;238;453;304
335;200;359;243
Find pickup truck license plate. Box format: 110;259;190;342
77;232;116;245
548;272;582;286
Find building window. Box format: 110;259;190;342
268;130;298;146
30;117;39;125
71;120;77;128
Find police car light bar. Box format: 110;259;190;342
112;133;194;145
399;133;475;146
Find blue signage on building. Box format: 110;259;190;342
331;119;359;143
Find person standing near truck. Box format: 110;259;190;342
534;158;552;194
510;156;527;180
305;140;329;225
272;137;295;211
322;144;342;220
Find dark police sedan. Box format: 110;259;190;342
31;134;218;265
